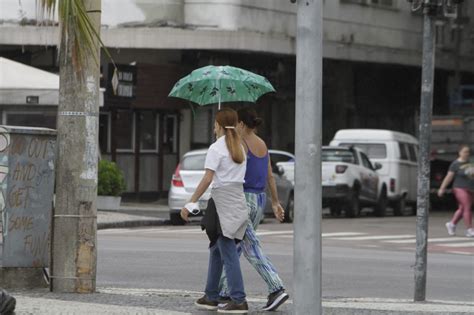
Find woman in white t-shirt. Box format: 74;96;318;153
180;108;249;313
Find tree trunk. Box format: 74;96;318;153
51;0;101;293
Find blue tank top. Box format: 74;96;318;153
243;145;269;194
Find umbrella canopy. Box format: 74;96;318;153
168;65;275;108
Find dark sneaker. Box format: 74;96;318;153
195;295;218;310
218;296;232;307
217;300;249;313
262;289;289;311
0;290;16;315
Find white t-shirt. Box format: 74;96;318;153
204;136;246;188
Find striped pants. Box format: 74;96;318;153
219;192;285;296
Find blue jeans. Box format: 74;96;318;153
219;192;285;296
205;236;246;304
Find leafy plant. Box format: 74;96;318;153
97;160;126;196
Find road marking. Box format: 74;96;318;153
446;251;473;255
256;230;293;236
439;242;474;248
384;237;467;244
322;232;366;237
330;234;415;241
276;232;367;239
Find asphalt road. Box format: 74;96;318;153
97;212;474;305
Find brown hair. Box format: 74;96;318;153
237;107;263;129
216;108;245;164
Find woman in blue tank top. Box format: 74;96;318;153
218;107;289;312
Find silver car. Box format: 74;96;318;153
168;149;295;225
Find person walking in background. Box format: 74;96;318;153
219;107;289;312
438;145;474;237
180;108;249;314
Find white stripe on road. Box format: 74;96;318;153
383;237;468;244
330;235;415;241
446;251;473;255
323;232;366;237
256;230;293;236
276;232;367;239
439;242;474;248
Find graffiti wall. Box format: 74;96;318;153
1;127;56;267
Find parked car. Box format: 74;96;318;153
168;149;211;225
268;150;295;185
430;157;456;210
330;129;418;216
263;162;294;223
322;146;387;218
168;149;295;225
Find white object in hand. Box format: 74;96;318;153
184;202;200;215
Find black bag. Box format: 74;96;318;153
0;289;16;315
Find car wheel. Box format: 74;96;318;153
345;189;360;218
375;187;387;217
284;193;294;223
330;206;342;217
170;212;185;225
393;196;406;216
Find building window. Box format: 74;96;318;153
140;112;158;152
163;114;178;154
341;0;397;8
192;108;212;147
4;111;56;129
99;113;110;154
116;110;134;151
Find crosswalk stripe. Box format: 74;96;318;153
439;242;474;248
322;232;366;237
384;237;467;244
446;251;473;255
330;234;415;241
256;231;293;236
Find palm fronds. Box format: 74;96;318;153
37;0;115;76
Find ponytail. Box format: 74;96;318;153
215;108;245;164
225;128;245;164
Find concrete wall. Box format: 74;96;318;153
1;0;473;70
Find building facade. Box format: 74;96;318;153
1;0;473;198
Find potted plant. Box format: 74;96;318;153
97;159;126;210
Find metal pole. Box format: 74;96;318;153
294;0;323;314
414;4;436;302
51;0;101;293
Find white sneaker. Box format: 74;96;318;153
466;228;474;238
445;222;456;236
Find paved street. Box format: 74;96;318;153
96;211;474;313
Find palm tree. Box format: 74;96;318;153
38;0;105;293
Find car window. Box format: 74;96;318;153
398;142;409;160
408;144;417;162
360;152;374;170
322;149;356;164
339;143;387;159
270;153;294;164
181;154;206;170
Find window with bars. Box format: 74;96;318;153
341;0;397;8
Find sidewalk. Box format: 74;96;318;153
10;287;474;314
97;201;169;230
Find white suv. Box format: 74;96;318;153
322;146;388;217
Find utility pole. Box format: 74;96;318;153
51;0;101;293
293;0;323;314
412;0;464;302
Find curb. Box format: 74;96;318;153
97;219;168;230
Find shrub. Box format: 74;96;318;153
98;159;126;196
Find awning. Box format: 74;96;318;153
0;57;104;106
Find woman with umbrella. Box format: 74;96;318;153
180;108;249;313
218;107;289;312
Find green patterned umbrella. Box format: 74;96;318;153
168;65;275;108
